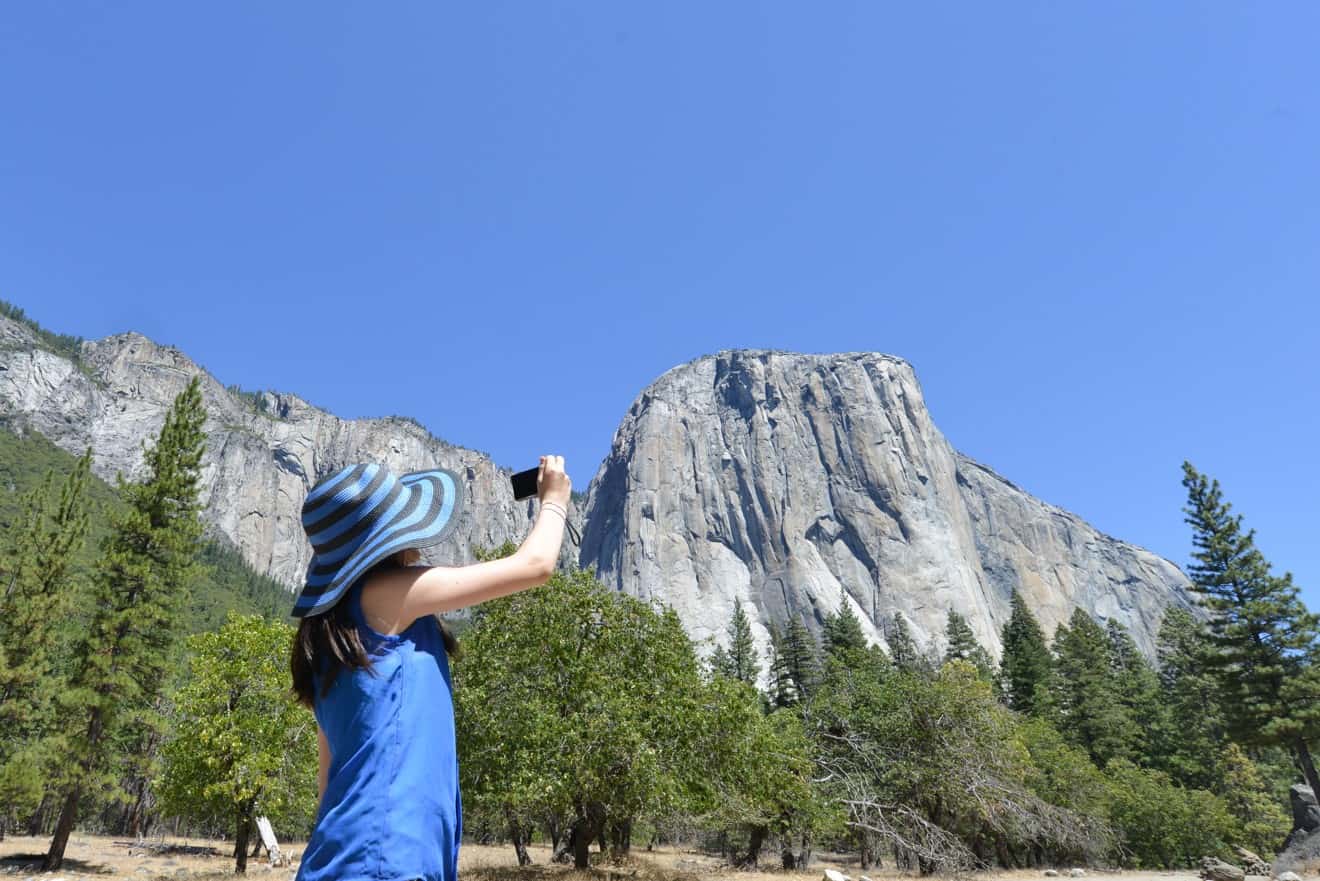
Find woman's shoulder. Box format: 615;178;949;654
358;571;429;640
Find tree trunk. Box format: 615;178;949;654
797;834;812;869
737;825;766;868
251;832;264;858
1296;738;1320;806
234;802;253;874
27;793;51;836
547;814;561;853
608;818;631;856
507;811;532;866
571;809;603;870
573;824;593;869
124;771;152;838
43;784;81;871
552;827;573;864
47;706;108;870
781;846;796;869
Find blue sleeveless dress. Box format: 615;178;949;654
295;578;462;881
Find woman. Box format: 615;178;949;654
289;455;572;881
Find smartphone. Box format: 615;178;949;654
511;466;540;500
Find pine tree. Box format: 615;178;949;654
710;644;733;679
1105;620;1167;766
766;622;795;708
725;601;761;687
767;618;819;707
1051;608;1137;765
998;591;1053;716
1153;606;1228;788
885;612;930;675
823;598;867;657
943;609;994;680
1217;742;1291;856
1180;461;1320;800
782;618;820;702
44;378;207;869
0;451;92;830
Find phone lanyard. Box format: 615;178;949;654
542;504;582;546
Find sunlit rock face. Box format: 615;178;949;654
0;315;1192;658
0;316;561;592
578;350;1194;668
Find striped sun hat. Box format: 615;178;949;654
291;463;464;618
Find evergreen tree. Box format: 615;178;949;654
998;591;1053;716
885;612;929;675
943;610;994;680
1051;608;1137;766
1105;619;1167;766
766;622;794;708
0;450;92;831
823;598;867;657
724;600;761;687
782;618;820;703
44;378;207;869
1181;462;1320;799
710;643;733;679
1153;606;1228;788
1216;742;1290;856
767;618;820;707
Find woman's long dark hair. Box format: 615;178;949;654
290;549;459;709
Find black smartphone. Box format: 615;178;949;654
511;466;539;500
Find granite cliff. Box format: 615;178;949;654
0;314;1193;663
577;350;1193;663
0;315;566;588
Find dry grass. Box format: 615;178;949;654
0;834;1211;881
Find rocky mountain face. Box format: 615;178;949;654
0;315;1193;665
578;350;1194;663
0;316;567;594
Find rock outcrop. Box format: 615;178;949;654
0;316;568;590
0;318;1194;662
578;350;1194;665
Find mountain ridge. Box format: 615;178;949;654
0;305;1194;665
576;348;1193;665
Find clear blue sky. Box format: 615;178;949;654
2;3;1317;608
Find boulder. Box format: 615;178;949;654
1199;857;1245;881
1275;872;1301;881
1043;872;1059;877
823;870;851;881
1285;784;1320;852
1233;847;1269;876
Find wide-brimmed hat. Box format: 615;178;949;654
291;463;464;618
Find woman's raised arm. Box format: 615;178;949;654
364;455;572;623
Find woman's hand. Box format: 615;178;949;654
537;454;572;508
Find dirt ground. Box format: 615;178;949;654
0;833;1212;881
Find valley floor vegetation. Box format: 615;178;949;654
0;376;1316;875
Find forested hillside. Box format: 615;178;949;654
0;421;294;630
